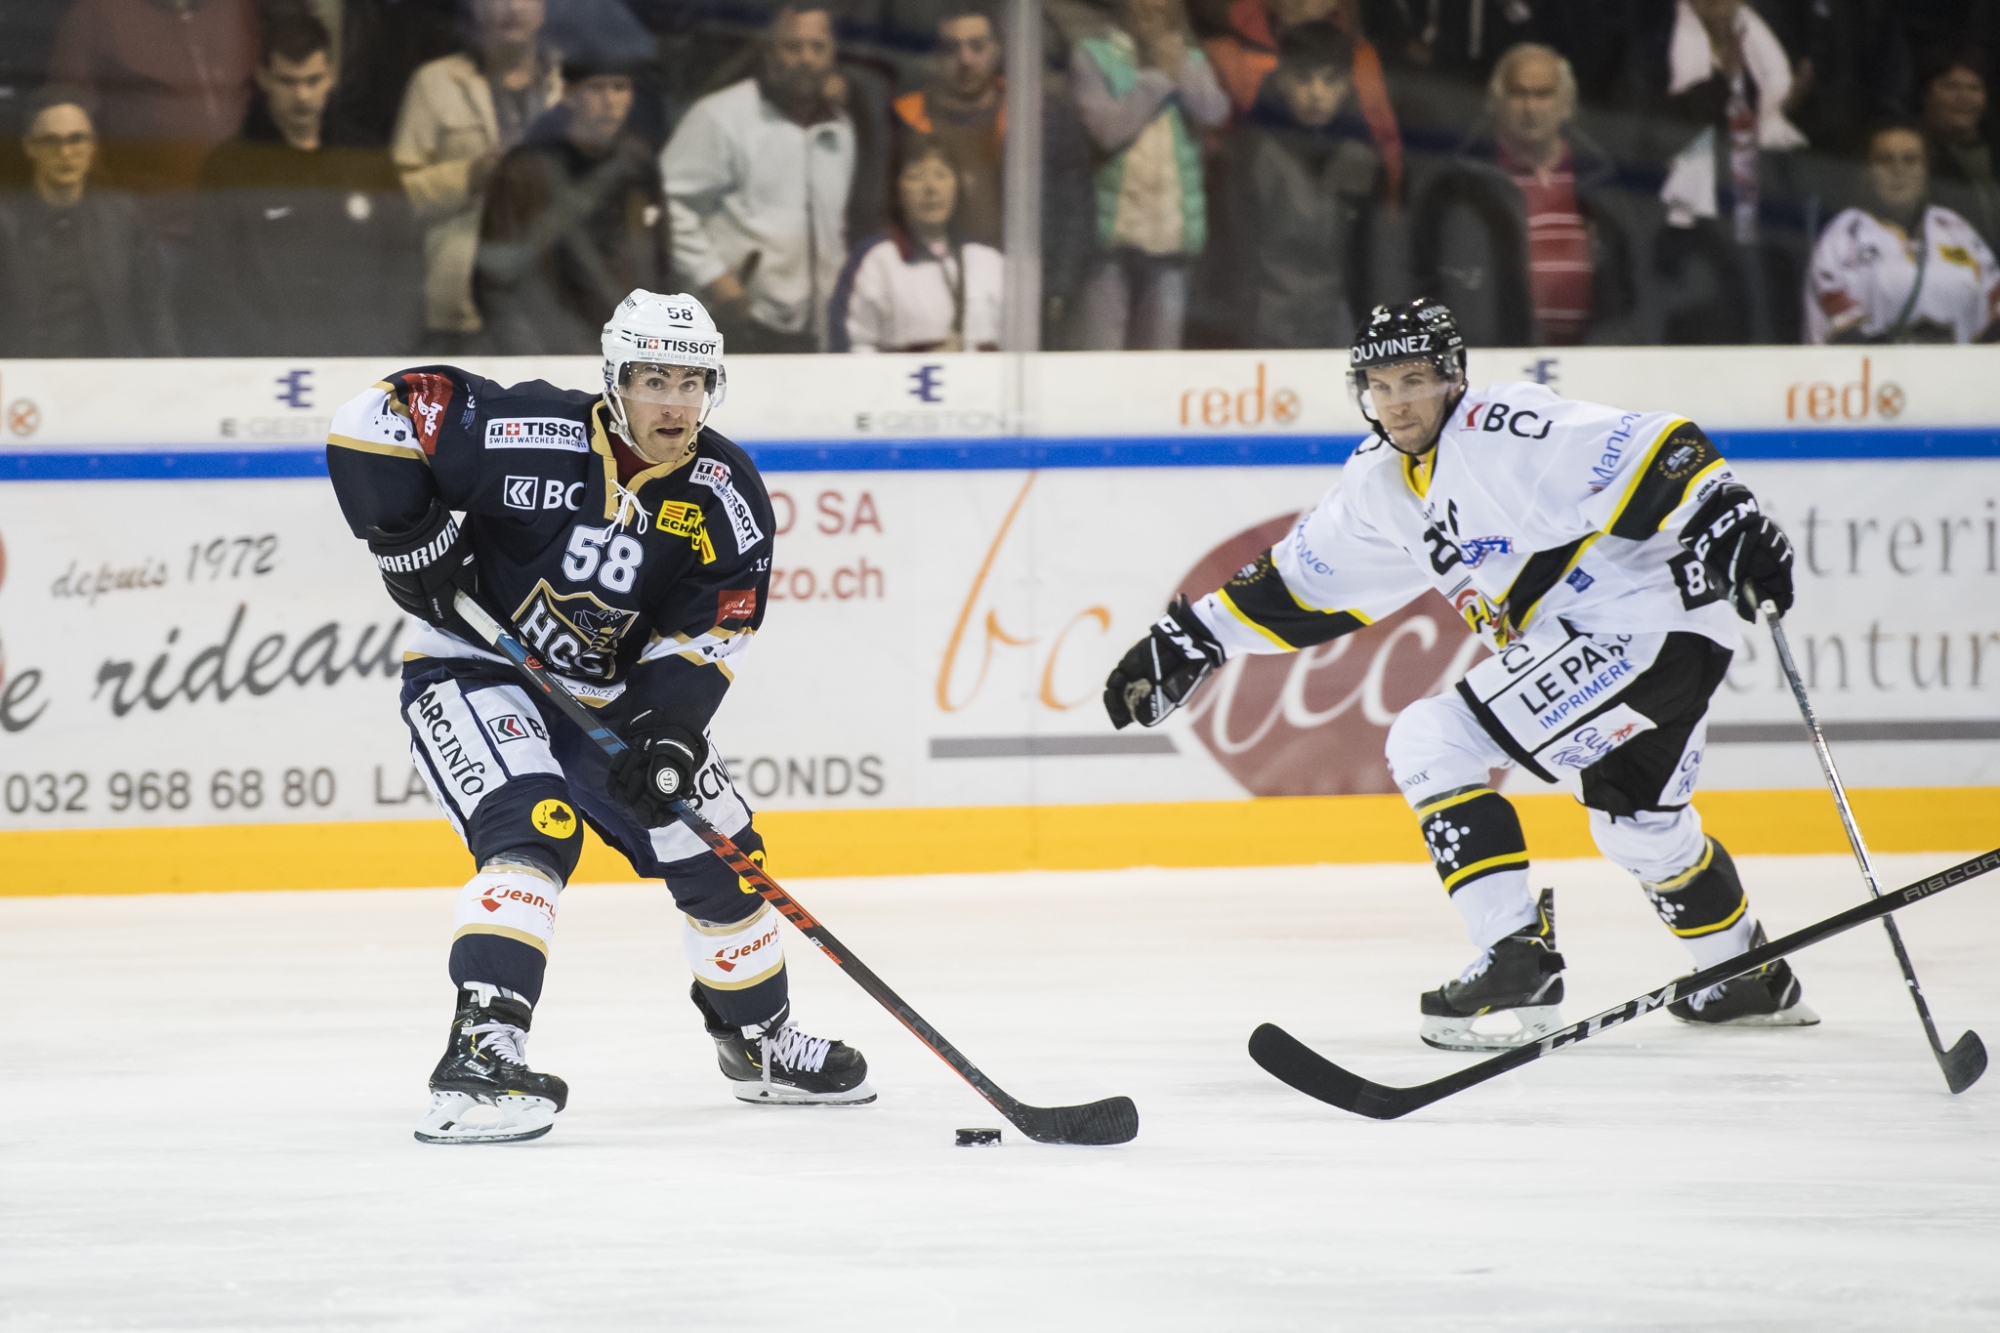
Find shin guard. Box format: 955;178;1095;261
1641;836;1756;967
1416;787;1538;948
683;901;789;1028
449;863;562;1005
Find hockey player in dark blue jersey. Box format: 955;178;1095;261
327;290;872;1143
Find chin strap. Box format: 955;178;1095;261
601;389;719;456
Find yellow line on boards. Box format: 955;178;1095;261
1;788;1994;897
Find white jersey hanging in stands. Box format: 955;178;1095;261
1806;205;2000;344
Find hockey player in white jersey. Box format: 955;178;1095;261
1105;299;1815;1050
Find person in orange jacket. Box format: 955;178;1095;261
1201;0;1405;202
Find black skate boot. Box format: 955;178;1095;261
414;983;570;1144
1420;889;1565;1051
692;984;875;1105
1669;924;1820;1026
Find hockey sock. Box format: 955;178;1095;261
449;862;562;1006
1641;836;1756;968
683;901;789;1029
1416;787;1537;949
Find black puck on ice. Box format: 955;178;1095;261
956;1127;1003;1146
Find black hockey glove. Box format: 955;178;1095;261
1104;595;1226;729
607;713;709;827
367;500;478;631
1684;489;1795;621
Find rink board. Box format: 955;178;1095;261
0;349;1996;891
3;786;1996;896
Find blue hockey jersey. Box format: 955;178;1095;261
325;366;773;734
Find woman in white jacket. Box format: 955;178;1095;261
830;135;1004;352
1806;122;2000;344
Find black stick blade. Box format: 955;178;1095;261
1249;1023;1417;1121
1011;1096;1139;1145
1942;1031;1987;1095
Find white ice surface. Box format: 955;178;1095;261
3;854;1998;1332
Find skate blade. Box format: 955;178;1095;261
1675;1000;1822;1028
1421;1005;1563;1052
731;1077;878;1106
413;1090;559;1144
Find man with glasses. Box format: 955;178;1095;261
0;92;176;357
1105;298;1813;1049
325;289;873;1143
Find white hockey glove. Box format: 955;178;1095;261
1104;596;1225;729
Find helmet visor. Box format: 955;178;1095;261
618;361;710;406
1358;361;1458;416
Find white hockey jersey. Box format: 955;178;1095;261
1806;205;2000;344
1190;381;1747;661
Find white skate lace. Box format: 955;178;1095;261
1686;983;1727;1011
763;1023;831;1075
1457;949;1496;984
466;1021;529;1066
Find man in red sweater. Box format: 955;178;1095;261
1410;41;1637;346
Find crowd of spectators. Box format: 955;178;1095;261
0;0;1996;358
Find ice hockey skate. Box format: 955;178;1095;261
1420;890;1565;1052
694;986;875;1105
414;984;570;1144
1670;925;1820;1027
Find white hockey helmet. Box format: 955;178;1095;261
601;289;727;442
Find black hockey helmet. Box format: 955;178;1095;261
1349;299;1466;399
1348;299;1467;446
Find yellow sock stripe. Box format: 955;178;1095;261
1645;838;1716;893
1669;894;1749;938
1441;852;1530;893
1415;786;1495;819
451;923;551;956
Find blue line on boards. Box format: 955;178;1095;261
2;428;1997;481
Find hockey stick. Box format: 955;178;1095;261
1248;845;2000;1119
450;592;1139;1146
1764;601;1986;1093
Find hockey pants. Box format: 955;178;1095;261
400;657;785;1026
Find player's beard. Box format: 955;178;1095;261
1386;385;1464;457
